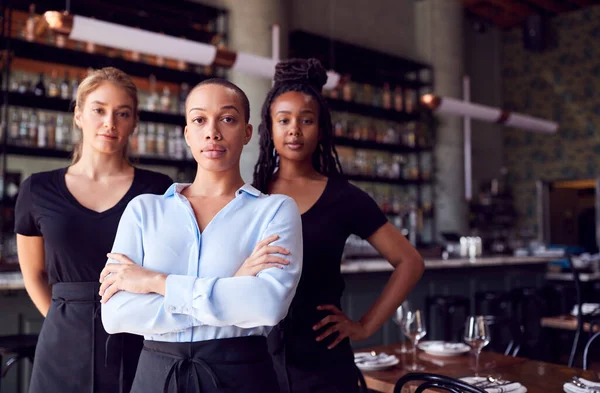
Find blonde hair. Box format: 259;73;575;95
72;67;138;164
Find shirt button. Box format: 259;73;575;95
169;306;176;312
183;307;189;313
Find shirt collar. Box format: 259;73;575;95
164;183;261;198
238;184;261;197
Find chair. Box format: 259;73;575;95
482;315;522;357
393;372;486;393
475;291;512;317
565;254;583;368
425;295;470;342
583;331;600;371
0;334;38;391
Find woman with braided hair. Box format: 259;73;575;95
253;58;425;393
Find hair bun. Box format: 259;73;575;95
274;58;327;90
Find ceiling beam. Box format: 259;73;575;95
565;0;595;7
522;0;573;14
483;0;537;18
465;3;524;29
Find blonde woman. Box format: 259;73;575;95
15;67;173;393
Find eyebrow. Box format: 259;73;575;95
188;105;241;115
275;109;315;115
90;101;133;110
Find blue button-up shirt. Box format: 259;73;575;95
101;183;303;342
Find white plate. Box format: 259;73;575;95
418;341;471;357
354;352;400;371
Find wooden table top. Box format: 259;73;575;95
358;343;598;393
541;315;598;332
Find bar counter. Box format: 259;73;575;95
0;256;552;291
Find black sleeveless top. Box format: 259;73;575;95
274;176;387;369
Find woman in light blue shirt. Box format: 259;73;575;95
98;79;303;393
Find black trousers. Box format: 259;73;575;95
131;336;280;393
268;325;363;393
28;282;142;393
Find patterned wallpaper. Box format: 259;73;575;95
502;5;600;231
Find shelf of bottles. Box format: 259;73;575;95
324;76;435;246
2;69;194;167
323;75;422;122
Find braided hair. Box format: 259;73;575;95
252;58;343;193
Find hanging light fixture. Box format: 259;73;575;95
421;93;558;134
43;11;341;89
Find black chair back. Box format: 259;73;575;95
482;315;522;357
393;372;486;393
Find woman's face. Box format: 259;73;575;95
270;90;320;164
74;82;136;157
184;83;252;173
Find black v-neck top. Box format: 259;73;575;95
14;167;173;285
280;176;388;366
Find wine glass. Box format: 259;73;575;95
393;300;411;354
402;309;427;371
464;316;491;376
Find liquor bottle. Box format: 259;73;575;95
156;125;166;156
60;71;71;99
146;123;157;154
137;123;147;156
37;113;47;148
9;108;19;142
47;116;56;148
55;114;66;149
33;73;46;96
28;112;38;147
179;83;189;114
71;74;80;101
19;110;30;145
160;87;171;113
394;86;403;112
382;83;392;110
48;70;60;97
146;75;158;112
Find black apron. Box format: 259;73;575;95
268;300;367;393
28;282;142;393
131;336;279;393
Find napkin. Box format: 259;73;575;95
563;377;600;393
354;352;398;367
461;377;527;393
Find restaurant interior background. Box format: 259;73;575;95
1;0;600;392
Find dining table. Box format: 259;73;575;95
357;343;599;393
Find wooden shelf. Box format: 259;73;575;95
327;98;419;123
3;145;195;168
345;174;426;186
4;92;185;126
9;39;210;87
290;30;432;89
334;136;430;154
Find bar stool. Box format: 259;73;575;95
425;295;470;342
0;334;38;391
510;287;545;359
475;291;512;317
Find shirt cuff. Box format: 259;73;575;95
164;274;196;315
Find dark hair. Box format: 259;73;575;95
252;58;342;193
186;78;250;123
